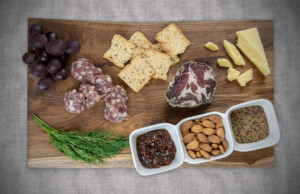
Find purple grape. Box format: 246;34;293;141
57;54;69;66
45;39;66;56
52;68;69;80
29;24;43;37
46;31;58;41
46;59;61;73
65;40;80;55
22;52;35;64
31;63;47;77
37;76;54;90
30;34;48;49
36;49;49;62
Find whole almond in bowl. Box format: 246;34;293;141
183;133;195;143
191;125;204;133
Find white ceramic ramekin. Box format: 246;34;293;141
129;99;280;176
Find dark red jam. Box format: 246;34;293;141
136;129;176;168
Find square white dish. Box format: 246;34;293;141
176;112;234;164
129;123;184;176
225;99;280;152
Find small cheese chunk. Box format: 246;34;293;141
237;68;253;86
223;40;245;66
236;28;270;76
227;67;240;81
217;58;232;68
205;42;219;51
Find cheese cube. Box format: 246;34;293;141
223;40;245;66
227;67;240;81
237;68;253;86
236;28;270;76
205;42;219;51
218;58;232;68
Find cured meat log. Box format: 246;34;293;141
165;61;216;107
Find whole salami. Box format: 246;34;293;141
90;75;113;98
105;85;128;104
78;84;100;109
64;89;85;113
71;58;94;81
104;99;128;123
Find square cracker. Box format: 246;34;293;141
118;55;154;93
155;23;191;58
144;49;172;80
129;31;154;49
103;34;136;68
152;43;180;66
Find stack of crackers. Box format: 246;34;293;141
103;23;191;93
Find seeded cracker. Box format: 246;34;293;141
144;49;172;80
118;55;154;93
129;31;154;49
103;34;136;68
152;43;180;66
155;23;191;58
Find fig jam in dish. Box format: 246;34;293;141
230;106;269;143
136;129;176;168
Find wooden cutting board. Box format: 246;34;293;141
27;19;274;168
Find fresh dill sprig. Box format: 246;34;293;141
33;115;129;164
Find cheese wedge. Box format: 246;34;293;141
236;28;270;76
223;40;245;66
205;42;219;51
218;58;232;68
237;68;253;86
227;67;240;81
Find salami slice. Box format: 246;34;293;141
82;66;103;84
104;99;129;123
64;89;85;113
78;84;100;109
71;58;94;81
90;75;113;98
105;85;128;104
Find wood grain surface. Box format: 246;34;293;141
27;19;274;168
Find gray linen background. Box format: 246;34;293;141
0;0;299;193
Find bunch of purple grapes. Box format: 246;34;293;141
22;24;81;90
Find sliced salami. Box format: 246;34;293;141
104;99;128;123
64;89;85;113
90;75;113;98
71;58;94;81
105;85;128;104
82;66;103;84
78;84;100;109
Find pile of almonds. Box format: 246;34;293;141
181;114;228;159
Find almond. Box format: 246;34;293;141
191;125;204;133
193;146;200;152
201;116;209;121
219;145;224;154
202;120;216;128
181;120;194;133
183;133;195;143
182;130;190;137
186;140;199;150
211;143;219;149
197;133;208;143
200;149;211;159
208;135;221;144
203;128;215;136
216;128;225;141
188;150;196;159
195;118;202;123
216;122;223;129
211;150;220;156
222;140;228;152
208;115;222;124
200;143;212;152
196;151;201;158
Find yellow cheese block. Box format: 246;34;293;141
205;42;219;51
217;58;232;68
236;28;270;76
227;67;240;81
223;40;245;66
237;68;253;86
